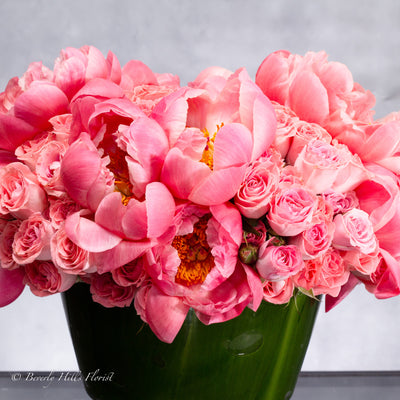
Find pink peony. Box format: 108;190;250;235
24;260;76;297
256;50;375;127
54;46;121;99
156;67;277;206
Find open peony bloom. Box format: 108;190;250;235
155;68;277;206
65;182;175;273
136;202;263;343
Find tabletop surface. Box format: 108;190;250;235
1;371;399;399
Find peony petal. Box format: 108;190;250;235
85;46;109;81
145;285;190;343
72;78;124;102
255;50;291;104
145;182;175;238
0;114;39;151
189;165;247;206
122;200;148;240
0;267;25;307
325;274;359;312
94;240;153;273
152;87;204;147
14;82;70;130
161;147;211;200
95;192;126;236
65;211;122;252
61;133;113;211
288;70;329;124
120;60;158;89
213;123;252;170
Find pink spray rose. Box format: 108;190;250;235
267;186;317;236
24;260;76;297
89;272;136;308
293;139;367;194
234;156;280;219
332;208;378;255
293;249;350;297
0;162;47;219
12;214;54;265
50;225;94;275
0;219;21;270
262;278;294;305
256;243;304;281
286;120;332;165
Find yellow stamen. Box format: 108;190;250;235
200;123;224;170
100;136;134;205
173;215;214;287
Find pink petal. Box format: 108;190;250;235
189;165;247;206
120;60;158;89
325;274;359;312
106;51;122;84
0;267;25;307
161;147;211;199
85;46;109;81
255;50;291;104
14;82;70;130
145;182;175;238
94;240;153;273
0;150;17;166
95;192;127;236
72;78;124;102
61;133;113;211
65;211;122;252
374;249;400;299
288;70;329;124
0;114;39;151
152;87;204;146
213;123;252;170
122;200;148;240
145;285;189;343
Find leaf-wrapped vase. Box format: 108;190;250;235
62;282;319;400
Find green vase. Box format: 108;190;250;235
62;282;319;400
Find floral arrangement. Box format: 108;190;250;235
0;47;399;343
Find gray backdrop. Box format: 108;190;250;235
1;0;400;371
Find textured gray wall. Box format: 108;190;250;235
1;0;400;371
